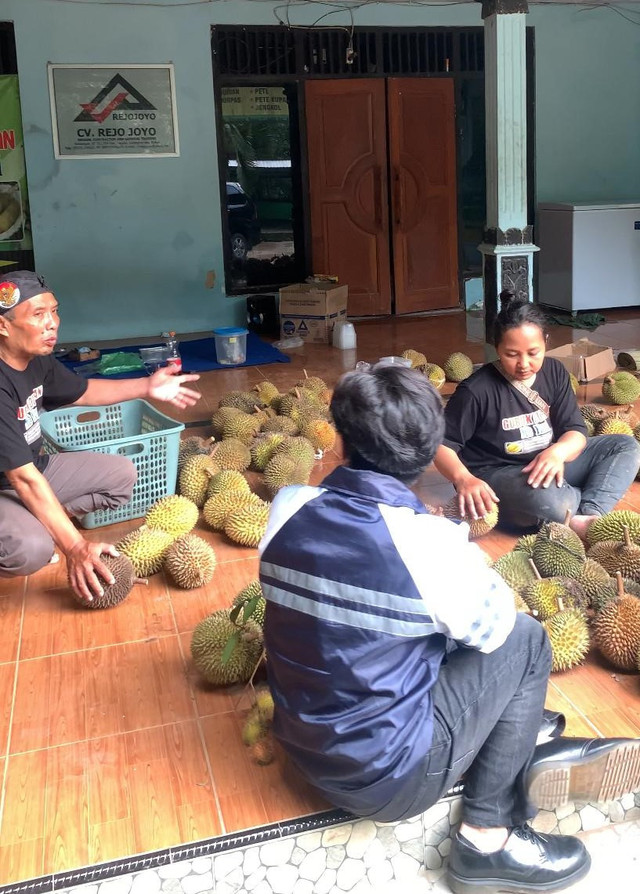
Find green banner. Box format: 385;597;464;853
0;75;32;252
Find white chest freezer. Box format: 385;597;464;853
537;202;640;312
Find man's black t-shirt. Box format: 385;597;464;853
0;355;87;487
443;358;587;475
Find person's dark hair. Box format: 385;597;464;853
493;290;548;348
329;363;445;484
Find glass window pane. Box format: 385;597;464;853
220;85;301;292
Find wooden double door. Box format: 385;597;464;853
306;78;459;317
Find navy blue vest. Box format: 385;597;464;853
260;466;447;820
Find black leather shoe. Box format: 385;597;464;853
446;824;590;894
537;710;566;744
526;737;640;811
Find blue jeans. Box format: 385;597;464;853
477;435;640;533
398;613;551;827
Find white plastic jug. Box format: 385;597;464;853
332;320;357;349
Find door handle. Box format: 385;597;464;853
394;168;403;228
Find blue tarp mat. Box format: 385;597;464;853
60;332;290;379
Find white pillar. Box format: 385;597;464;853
479;0;539;343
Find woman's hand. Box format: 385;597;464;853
454;472;500;520
522;444;567;489
148;366;201;409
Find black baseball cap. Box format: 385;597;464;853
0;270;50;315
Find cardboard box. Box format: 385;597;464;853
546;337;616;382
279;283;348;344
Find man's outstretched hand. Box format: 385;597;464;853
148;366;201;409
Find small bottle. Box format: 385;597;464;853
163;331;182;374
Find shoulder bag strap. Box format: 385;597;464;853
493;362;550;418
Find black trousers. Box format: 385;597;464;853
398;613;552;827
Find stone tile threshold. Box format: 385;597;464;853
2;786;640;894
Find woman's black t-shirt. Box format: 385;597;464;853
443;358;587;474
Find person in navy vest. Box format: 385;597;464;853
259;362;640;894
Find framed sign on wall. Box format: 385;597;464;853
48;63;180;159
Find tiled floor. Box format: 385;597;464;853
1;308;640;886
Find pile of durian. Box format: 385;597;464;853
492;510;640;674
400;348;474;387
176;372;335;549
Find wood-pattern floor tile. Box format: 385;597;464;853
1;750;47;846
0;585;24;665
0;662;15;756
87;734;132;825
89;819;136;868
253;744;329;822
169;556;259;634
177;799;223;843
11;657;53;753
0;837;44;887
218;788;269;833
128;756;182;853
544;683;601;738
43;740;89;873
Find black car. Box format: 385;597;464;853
226;182;261;263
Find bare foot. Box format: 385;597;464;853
568;514;599;541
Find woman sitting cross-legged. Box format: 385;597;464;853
434;293;640;538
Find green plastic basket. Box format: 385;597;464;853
40;399;184;529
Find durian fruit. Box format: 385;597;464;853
591;579;618;614
211;406;243;440
514;533;537;557
264;454;312;495
206;469;251;498
241;689;274;745
71;553;146;610
202;490;263;531
569;373;579;394
492;551;537;593
218;390;263;413
442;497;499;540
401;349;427;369
249;738;275;766
595;417;634;437
443;352;474;383
586;510;640;547
423;363;446;390
278;390;327;428
211;439;251;472
521;577;565;621
275;436;316;468
592;573;640;670
294;372;328;394
145;494;199;538
250;433;286;471
179;454;220;507
614;405;640;429
542;609;591;673
224;501;271;548
301;419;336;454
190;609;263;685
261;416;299;436
178;436;211;473
583;419;596;438
580;404;609;426
253;380;280;406
221;411;262;445
164;534;217;589
602;371;640;406
633;423;640;445
575;558;612;606
587;526;640;582
622;578;640;599
117;525;174;576
231;580;266;627
531;520;585;579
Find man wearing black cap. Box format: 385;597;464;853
0;270;201;603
